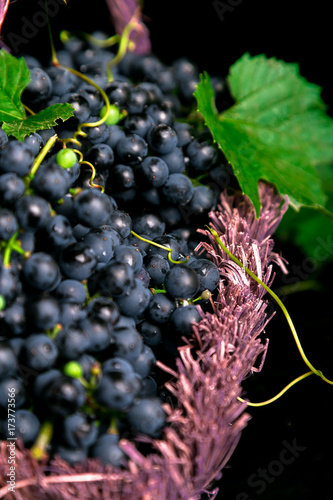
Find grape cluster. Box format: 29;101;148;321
0;34;233;466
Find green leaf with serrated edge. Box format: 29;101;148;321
2;103;74;141
277;163;333;261
194;54;333;216
0;50;30;122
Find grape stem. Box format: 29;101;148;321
29;134;58;178
130;231;189;264
2;232;31;268
30;420;53;461
238;371;314;407
105;7;143;81
60;30;121;49
79;161;105;192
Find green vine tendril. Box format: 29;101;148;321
206;226;333;407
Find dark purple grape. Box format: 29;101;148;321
0;173;25;208
31;162;70;202
148;293;176;324
160;147;186;174
55;323;91;360
0;301;26;336
108;164;135;190
127;86;149;114
147;234;185;264
139;321;163;347
23;252;61;291
132;213;165;239
0;141;34;177
164;264;200;299
161;173;194;205
73;188;113;228
81;317;112;353
187;185;217;215
0;377;26;409
113;244;143;275
80;228;115;264
38;214;74;249
15;195;50;232
86;296;120;325
186;139;218;171
107;210;133;238
0;344;18;380
131;345;156;378
188;258;220;292
116;134;148;166
78;84;104;115
62;412;98;449
136;156;169;188
55;279;87;304
86;143;114;171
173;122;193;147
146;103;174;125
0;266;21;306
123;112;154;138
0;209;18;240
96;362;140;410
60;92;90;127
92;433;127;466
97;261;134;297
170;304;202;338
6;409;40;446
41;375;85;416
82;116;110;144
106;80;130;107
147;124;178;154
22;67;52;104
114;279;151;318
21;334;58;372
47;66;77;96
144;253;170;287
26;295;61;330
59;242;97;280
126;397;166;437
110;325;143;362
24;133;43;156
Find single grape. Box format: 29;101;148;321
23;252;61;292
21;334;58;372
126;397;166;438
62;412;98;449
56;148;78;169
164;264;200;299
116;134;148;166
92;433;127;466
0;209;18;241
147;123;178;154
100;104;121;125
0;140;34;177
169;305;202;338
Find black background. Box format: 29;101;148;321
2;1;333;499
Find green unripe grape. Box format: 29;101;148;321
0;295;5;311
201;289;212;301
56;148;77;169
64;361;84;379
100;104;121;125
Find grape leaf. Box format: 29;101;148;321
0;50;74;141
2;103;74;141
0;49;30;122
194;53;333;216
277;163;333;262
